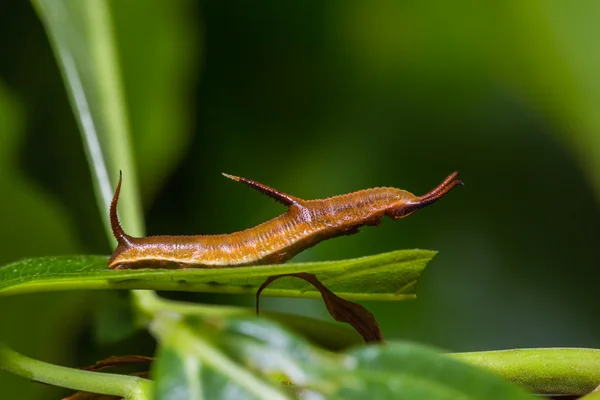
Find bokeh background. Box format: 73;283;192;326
1;1;600;397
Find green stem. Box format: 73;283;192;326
0;343;151;399
451;348;600;395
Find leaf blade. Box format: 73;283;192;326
151;314;535;400
0;250;435;301
342;343;533;400
31;0;144;240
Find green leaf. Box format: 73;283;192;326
216;317;533;399
31;0;145;240
0;250;434;301
152;345;202;400
153;344;271;400
581;389;600;400
340;344;533;400
149;313;534;400
151;314;291;400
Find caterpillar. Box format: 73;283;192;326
108;172;462;269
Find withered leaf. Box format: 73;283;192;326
256;273;383;343
81;355;154;372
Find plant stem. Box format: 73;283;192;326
0;343;151;399
452;348;600;395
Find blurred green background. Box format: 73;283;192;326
2;0;600;397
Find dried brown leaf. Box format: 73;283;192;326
256;273;383;343
81;355;154;372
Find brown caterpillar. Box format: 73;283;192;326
108;172;463;269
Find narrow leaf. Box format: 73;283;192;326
32;0;144;240
0;250;435;301
81;355;154;372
